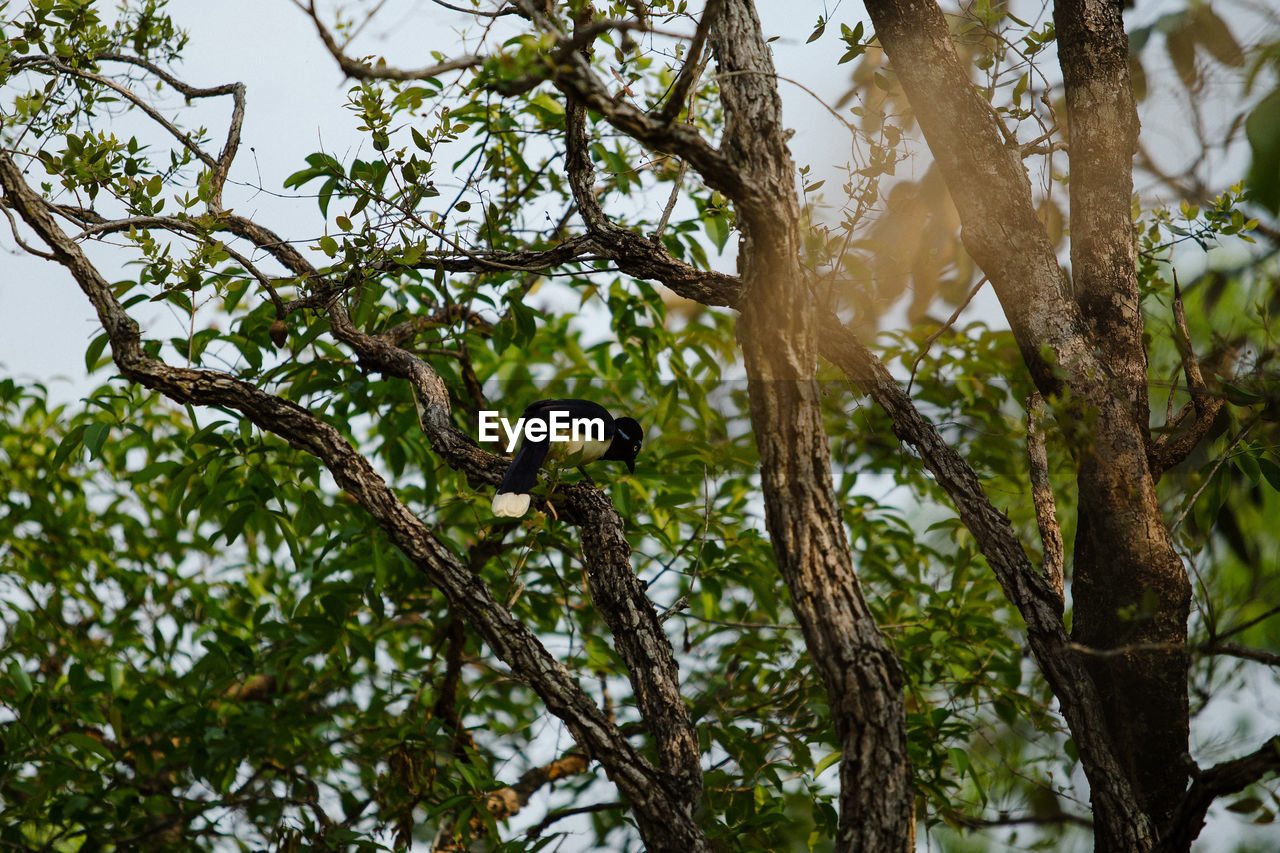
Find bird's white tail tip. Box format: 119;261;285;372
491;492;531;517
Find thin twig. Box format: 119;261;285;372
655;0;721;124
1026;393;1064;602
908;276;987;392
0;204;55;260
1170;420;1255;533
297;0;483;81
1171;270;1210;416
526;801;623;839
1214;603;1280;643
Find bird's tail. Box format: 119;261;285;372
492;440;549;517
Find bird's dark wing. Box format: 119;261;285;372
519;399;617;439
497;436;551;496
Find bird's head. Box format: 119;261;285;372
613;417;643;473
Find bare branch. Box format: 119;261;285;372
298;1;482;81
1027;393;1065;602
20;55;217;171
94;52;245;208
1203;642;1280;668
429;0;519;18
526;800;624;839
1170;420;1254;533
1158;736;1280;852
654;0;721;124
504;1;750;210
1214;604;1280;643
1;203;55;260
1171;272;1210;417
907;275;987;392
1149;273;1228;477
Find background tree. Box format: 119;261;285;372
2;1;1279;852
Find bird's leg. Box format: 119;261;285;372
544;470;563;520
576;466;596;486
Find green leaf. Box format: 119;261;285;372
1258;458;1280;492
7;662;33;701
82;422;110;459
705;213;729;252
62;732;115;762
53;424;87;469
528;92;565;119
84;332;111;373
1246;87;1280;214
1226;797;1263;814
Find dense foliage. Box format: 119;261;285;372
2;1;1279;851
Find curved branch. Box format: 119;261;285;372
297;0;482;81
1158;736;1280;852
14;52;245;207
21;56;217;171
0;148;709;853
325;267;705;825
654;0;721;124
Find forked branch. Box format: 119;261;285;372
1158;736;1280;852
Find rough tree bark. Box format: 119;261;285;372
0;149;712;853
710;3;915;849
7;1;1280;851
1055;0;1192;838
864;1;1190;848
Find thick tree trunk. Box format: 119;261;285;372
863;1;1190;848
1055;1;1192;842
710;3;915;850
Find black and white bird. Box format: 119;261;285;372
491;399;643;517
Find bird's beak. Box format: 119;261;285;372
626;459;636;474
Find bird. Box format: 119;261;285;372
490;399;643;517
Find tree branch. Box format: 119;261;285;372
1027;393;1065;602
1054;0;1146;423
708;2;913;848
553;81;1153;844
20;55;217;170
815;307;1154;846
1201;642;1280;668
485;752;593;821
1149;274;1227;477
322;298;707;845
654;0;721;124
1158;736;1280;852
862;0;1092;399
504;0;753;211
0;148;708;853
298;0;482;82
